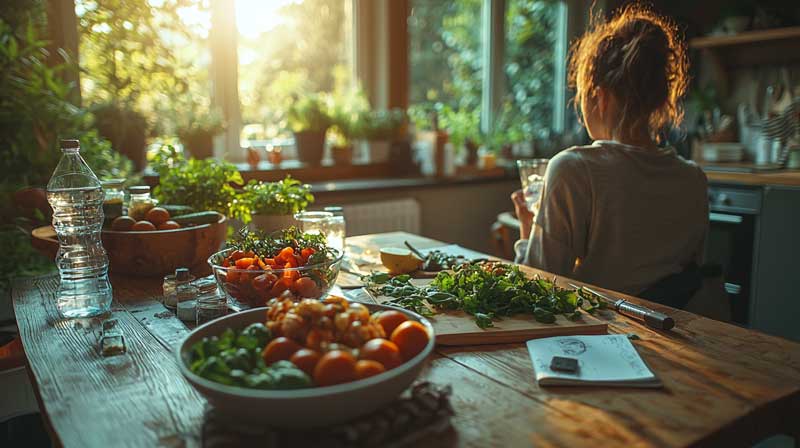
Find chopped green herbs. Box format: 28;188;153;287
364;262;604;328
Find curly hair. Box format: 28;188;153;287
568;4;689;142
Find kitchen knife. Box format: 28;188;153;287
569;283;675;331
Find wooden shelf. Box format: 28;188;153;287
690;26;800;49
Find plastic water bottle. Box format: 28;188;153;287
46;139;113;318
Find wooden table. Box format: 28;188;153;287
12;232;800;447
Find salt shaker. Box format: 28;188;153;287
174;268;198;322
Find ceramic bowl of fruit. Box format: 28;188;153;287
208;227;343;308
177;295;434;428
103;209;227;277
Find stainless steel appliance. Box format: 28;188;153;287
705;185;761;324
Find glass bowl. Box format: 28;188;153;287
208;247;343;308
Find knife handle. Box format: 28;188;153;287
617;301;675;330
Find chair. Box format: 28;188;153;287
490;212;520;261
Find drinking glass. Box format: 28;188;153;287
196;294;227;326
293;211;346;256
516;159;549;212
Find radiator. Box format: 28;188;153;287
342;198;421;236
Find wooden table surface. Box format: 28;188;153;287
12;232;800;447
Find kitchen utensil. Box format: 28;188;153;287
569;283;675;330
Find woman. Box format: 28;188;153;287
512;5;708;305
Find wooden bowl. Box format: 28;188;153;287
32;214;228;277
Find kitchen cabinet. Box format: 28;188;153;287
751;186;800;342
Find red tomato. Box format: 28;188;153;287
313;350;357;386
300;248;315;262
230;250;245;260
359;338;402;369
262;337;302;365
373;310;409;337
289;348;322;376
276;247;294;263
391;321;430;361
252;273;278;291
292;277;320;297
269;277;293;297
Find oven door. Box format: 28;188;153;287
704;211;756;324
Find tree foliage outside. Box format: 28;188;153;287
408;0;562;145
238;0;350;139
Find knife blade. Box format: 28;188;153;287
569;283;675;331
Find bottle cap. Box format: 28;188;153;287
129;185;151;194
60;139;80;151
175;268;190;281
323;206;344;216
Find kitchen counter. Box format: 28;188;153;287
703;164;800;187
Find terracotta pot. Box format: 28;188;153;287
181;132;215;159
249;214;297;234
294;130;327;166
331;145;353;165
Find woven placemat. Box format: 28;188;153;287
202;381;453;448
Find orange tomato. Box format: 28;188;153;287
289;348;322;377
355;360;386;379
390;321;429;361
293;277;320;298
276;247;294;263
261;337;302;365
359;338;402;369
235;257;255;269
373;310;408;337
313;350;357;387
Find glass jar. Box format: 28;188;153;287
128;185;155;221
294;211;346;256
101;179;125;226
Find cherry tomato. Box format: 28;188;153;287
391;321;430;361
355;360;386;379
261;337;302;365
359;338;402;369
373;310;409;337
300;248;316;262
235;257;254;269
230;250;245;261
132;220;156;231
283;268;300;282
156;220;180;230
226;270;239;283
289;348;322;377
252;273;278;291
293;277;320;298
244;250;255;258
276;247;294;263
268;277;293;297
313;350;357;387
145;207;170;226
262;257;276;266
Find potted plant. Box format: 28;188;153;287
287;94;332;166
358;108;406;163
329;99;363;166
243;176;314;233
91;102;150;170
439;106;481;166
177;110;225;160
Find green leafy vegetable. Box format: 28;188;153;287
225;226;339;264
242;175;314;216
364;262;604;328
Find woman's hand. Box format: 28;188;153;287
511;189;534;240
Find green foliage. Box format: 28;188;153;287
358;109;406;141
438;105;482;150
286;94;332;133
76;0;210;136
176;109;225;141
242;176;314;216
227;226;337;264
0;226;55;293
409;0;561;145
150;145;249;222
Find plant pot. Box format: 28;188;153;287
294;130;327;166
368;140;391;163
331;145;353;165
181;132;215;159
249;214;297;234
465;140;480;166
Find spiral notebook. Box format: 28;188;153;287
526;335;662;388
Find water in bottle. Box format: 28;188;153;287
46;139;113;318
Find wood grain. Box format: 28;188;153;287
12;231;800;448
705;169;800;187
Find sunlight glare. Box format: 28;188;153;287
236;0;298;38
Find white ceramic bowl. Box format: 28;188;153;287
177;304;435;428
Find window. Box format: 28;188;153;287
408;0;567;144
237;0;353;141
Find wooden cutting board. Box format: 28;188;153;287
369;278;608;346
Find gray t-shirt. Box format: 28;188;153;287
515;140;708;295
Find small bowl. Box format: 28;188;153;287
177;304;435;428
208;247;343;308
